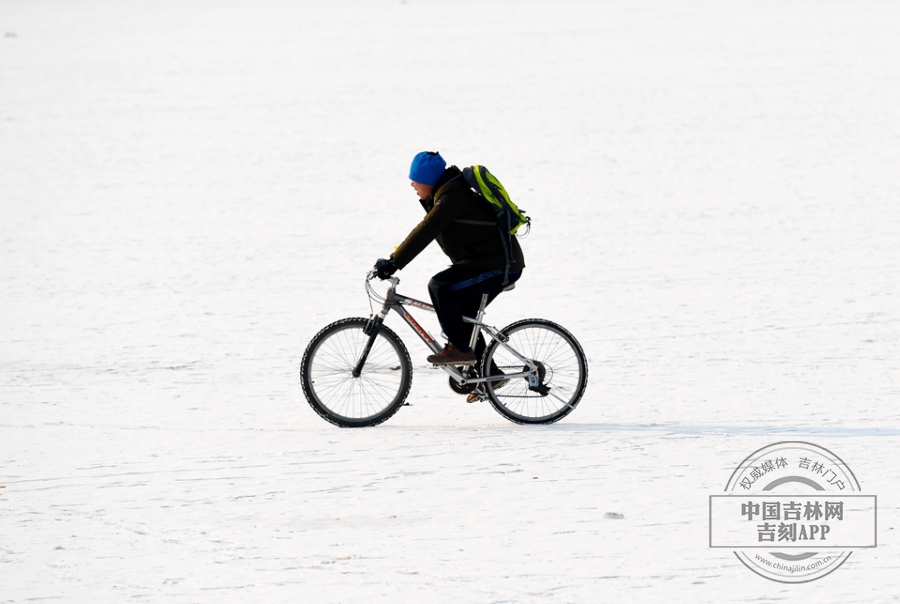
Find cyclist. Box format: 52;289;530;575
374;151;525;367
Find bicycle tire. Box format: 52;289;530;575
301;317;412;427
482;319;588;424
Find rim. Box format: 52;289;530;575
307;325;406;421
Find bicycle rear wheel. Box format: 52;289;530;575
482;319;588;424
301;317;412;427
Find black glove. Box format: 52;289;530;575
374;258;398;280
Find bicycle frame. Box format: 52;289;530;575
362;275;538;387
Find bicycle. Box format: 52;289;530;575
300;270;588;427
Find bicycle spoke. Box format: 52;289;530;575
301;319;412;426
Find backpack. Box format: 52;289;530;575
462;165;530;236
461;165;531;285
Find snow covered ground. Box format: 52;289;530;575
2;0;899;601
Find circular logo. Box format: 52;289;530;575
710;441;876;583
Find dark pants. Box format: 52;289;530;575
428;266;523;355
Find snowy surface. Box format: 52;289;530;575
2;0;900;601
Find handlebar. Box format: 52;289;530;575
367;269;400;286
365;269;399;307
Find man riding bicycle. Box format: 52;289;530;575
374;151;525;367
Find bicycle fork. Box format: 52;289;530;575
351;316;381;378
352;293;395;378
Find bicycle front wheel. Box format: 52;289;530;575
301;317;412;427
482;319;588;424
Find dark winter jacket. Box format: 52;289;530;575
390;166;526;272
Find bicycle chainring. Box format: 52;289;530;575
449;367;479;394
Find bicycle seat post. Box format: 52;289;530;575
467;293;490;351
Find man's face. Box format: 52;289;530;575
411;181;433;199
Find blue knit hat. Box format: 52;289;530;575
409;151;446;185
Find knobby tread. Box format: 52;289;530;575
301;317;412;428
